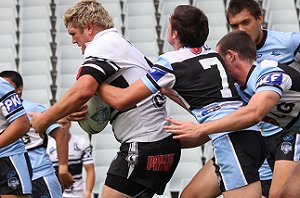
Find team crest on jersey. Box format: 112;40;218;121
271;50;281;57
0;92;22;116
190;47;202;55
256;72;283;87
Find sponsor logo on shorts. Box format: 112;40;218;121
147;153;175;172
283;134;294;142
281;142;292;154
7;171;19;190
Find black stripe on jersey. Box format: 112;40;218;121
78;66;106;84
144;57;154;68
155;64;174;74
146;73;161;91
278;63;300;91
293;43;300;56
5;106;24;120
85;56;121;69
83;56;119;77
0;90;15;102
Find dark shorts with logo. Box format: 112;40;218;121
264;130;300;171
105;135;181;196
0;152;32;195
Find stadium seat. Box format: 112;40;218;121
93;149;118;167
123;1;156;17
133;42;159;61
91;132;120;150
168;162;202;193
0;62;17;72
125;28;158;43
207;25;228;43
19;60;52;82
22;89;51;107
271;24;300;32
267;10;299;30
22;74;53;100
264;0;296;23
193;0;226;14
0;8;18;28
0;0;18;18
56;45;83;60
0;48;16;66
0;21;18;43
19;6;51;20
56;58;82;75
0;34;17;57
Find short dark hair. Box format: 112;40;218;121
217;30;256;61
170;5;209;47
226;0;262;22
0;70;23;88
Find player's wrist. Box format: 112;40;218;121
59;164;69;174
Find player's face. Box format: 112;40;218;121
228;9;263;45
67;25;91;54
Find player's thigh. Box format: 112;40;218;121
0;195;31;198
102;185;132;198
269;160;298;197
180;159;221;198
222;181;261;198
277;164;300;198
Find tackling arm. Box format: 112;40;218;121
165;90;280;138
98;79;152;111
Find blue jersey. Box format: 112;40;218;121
141;46;259;140
257;30;300;70
239;60;300;132
0;77;27;157
256;30;300;136
22;99;60;180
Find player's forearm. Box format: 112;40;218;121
85;165;95;198
99;80;152;111
53;129;70;172
0;115;30;148
200;105;261;135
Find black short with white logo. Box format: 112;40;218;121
105;135;181;196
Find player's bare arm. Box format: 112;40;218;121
165;90;280;138
0;114;30;148
98;79;152;111
84;163;95;198
50;127;74;188
30;75;98;136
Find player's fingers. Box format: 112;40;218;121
165;118;183;125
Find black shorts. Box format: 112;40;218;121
0;152;32;195
264;130;300;171
105;135;181;196
261;179;271;197
213;130;266;192
32;177;51;198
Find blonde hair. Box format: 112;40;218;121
63;0;114;32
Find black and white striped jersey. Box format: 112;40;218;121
77;28;169;143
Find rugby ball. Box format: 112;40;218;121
78;95;111;134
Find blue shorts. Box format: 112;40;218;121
212;130;265;192
0;152;32;195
